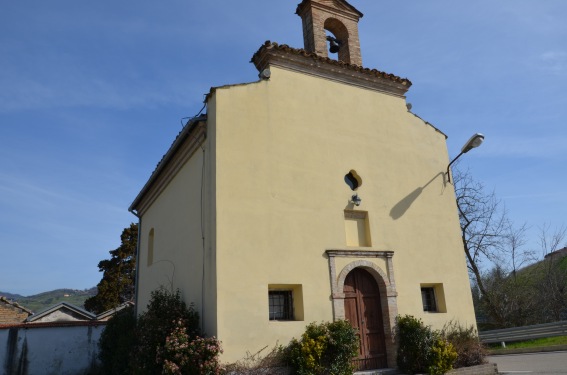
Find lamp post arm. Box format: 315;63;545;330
446;151;464;184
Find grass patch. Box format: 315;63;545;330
489;335;567;350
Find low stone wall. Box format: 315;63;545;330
1;321;105;375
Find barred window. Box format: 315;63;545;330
421;287;437;312
269;291;293;320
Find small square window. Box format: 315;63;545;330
421;287;437;312
269;291;293;320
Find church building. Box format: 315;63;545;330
130;0;476;370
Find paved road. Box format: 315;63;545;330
489;351;567;374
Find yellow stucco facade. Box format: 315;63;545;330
130;0;476;368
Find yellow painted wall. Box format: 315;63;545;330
136;64;476;363
135;142;218;337
211;66;475;361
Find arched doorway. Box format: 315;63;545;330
344;268;388;370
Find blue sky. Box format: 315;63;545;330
1;1;566;296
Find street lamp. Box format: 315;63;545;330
446;133;485;183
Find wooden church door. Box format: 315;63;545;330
344;268;388;370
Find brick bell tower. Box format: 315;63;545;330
296;0;364;66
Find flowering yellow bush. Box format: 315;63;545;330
286;321;358;375
428;338;458;375
299;335;327;372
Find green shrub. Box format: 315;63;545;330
98;305;137;375
97;289;223;375
286;320;359;375
397;315;436;373
396;315;457;375
441;321;487;368
325;320;361;374
135;288;201;375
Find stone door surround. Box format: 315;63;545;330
326;249;398;367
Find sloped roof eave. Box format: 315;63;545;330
409;112;448;139
129;115;207;214
96;301;134;320
205;80;264;103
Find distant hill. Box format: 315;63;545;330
0;291;24;300
0;287;97;313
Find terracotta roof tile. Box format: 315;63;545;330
251;41;412;88
0;296;33;315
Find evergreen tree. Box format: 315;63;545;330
85;223;138;314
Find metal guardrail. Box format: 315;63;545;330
479;320;567;347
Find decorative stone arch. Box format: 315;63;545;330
326;250;399;367
336;260;391;295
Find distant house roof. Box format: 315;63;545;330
544;247;567;259
96;301;134;321
0;296;33;324
0;301;134;328
26;302;95;323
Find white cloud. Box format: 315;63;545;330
539;51;567;75
0;173;74;207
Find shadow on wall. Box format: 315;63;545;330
4;328;28;375
389;172;446;220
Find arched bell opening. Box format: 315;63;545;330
324;18;351;63
296;0;364;66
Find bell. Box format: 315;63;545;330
329;39;340;54
326;36;341;54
